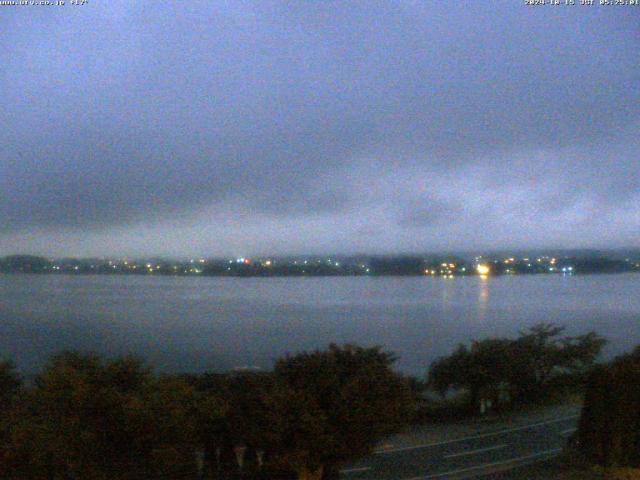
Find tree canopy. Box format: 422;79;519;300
267;344;413;479
0;345;412;480
427;323;606;411
0;352;203;479
578;346;640;468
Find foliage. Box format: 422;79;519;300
0;360;21;474
427;323;606;411
0;352;202;479
578;346;640;468
268;344;413;479
260;380;331;479
0;360;21;408
0;345;412;479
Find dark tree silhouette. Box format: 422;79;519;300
578;346;640;468
264;344;413;480
428;324;606;412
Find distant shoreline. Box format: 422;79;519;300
2;254;639;278
1;270;639;279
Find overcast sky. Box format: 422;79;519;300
1;1;638;257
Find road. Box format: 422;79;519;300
340;412;578;479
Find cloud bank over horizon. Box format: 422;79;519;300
1;1;639;257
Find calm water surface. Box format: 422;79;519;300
1;274;638;375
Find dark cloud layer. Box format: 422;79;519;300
1;1;638;256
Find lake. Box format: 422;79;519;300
1;273;638;376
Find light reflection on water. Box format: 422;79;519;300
0;273;638;376
477;276;490;323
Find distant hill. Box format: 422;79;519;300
0;255;51;273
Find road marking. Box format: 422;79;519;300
375;415;578;454
403;448;562;480
443;443;508;459
560;428;577;435
340;467;371;474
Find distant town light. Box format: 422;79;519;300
476;264;490;275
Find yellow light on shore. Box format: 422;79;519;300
476;264;491;275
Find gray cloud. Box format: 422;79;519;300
0;1;638;255
396;196;463;229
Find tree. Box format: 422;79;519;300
0;360;21;477
578;346;640;468
428;324;607;411
0;360;21;409
260;380;332;480
1;352;201;479
428;339;517;411
511;324;606;400
263;344;413;480
428;344;470;398
139;375;206;478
